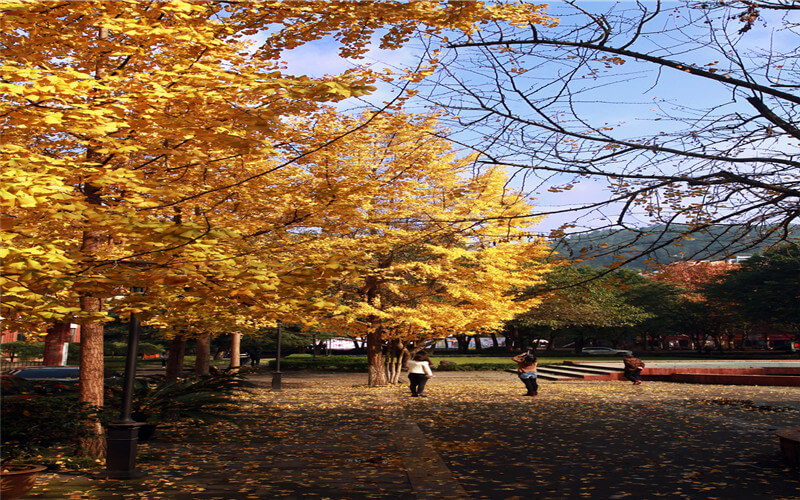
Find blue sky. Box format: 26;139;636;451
271;2;798;234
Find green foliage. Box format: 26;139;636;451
241;326;309;356
104;341;163;358
704;242;800;334
1;341;44;360
276;354;559;372
434;360;510;371
66;342;80;361
623;279;683;336
138;342;163;356
510;266;653;350
104;371;255;424
556;224;800;270
104;341;128;358
1;394;98;462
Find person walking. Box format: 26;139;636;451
406;352;434;397
623;353;645;385
160;349;169;368
249;347;262;366
512;351;538;396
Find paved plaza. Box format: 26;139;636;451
24;371;800;499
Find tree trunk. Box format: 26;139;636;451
166;337;185;381
474;335;483;351
77;25;110;458
455;334;470;353
195;333;211;375
574;336;585;355
490;331;499;348
78;294;105;458
386;356;397;384
230;332;241;369
366;325;386;386
386;340;408;385
507;325;520;351
78;219;106;457
43;322;71;366
364;273;387;386
386;340;397;384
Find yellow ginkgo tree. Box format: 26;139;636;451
289;111;554;386
1;0;554;454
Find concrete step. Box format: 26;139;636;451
508;363;624;381
537;372;579;381
538;366;586;378
507;368;577;381
564;364;624;375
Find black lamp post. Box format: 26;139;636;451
106;286;146;479
272;320;282;391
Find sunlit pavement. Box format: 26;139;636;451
26;371;800;499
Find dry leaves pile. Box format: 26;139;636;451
27;372;800;499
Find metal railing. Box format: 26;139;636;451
1;359;44;370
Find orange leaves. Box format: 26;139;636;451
649;260;738;299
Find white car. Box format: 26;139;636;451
581;347;632;356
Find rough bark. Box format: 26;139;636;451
78;293;105;457
194;333;211;375
165;337;185;381
364;274;387;386
76;25;109;458
366;326;387;386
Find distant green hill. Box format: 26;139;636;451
553;224;800;270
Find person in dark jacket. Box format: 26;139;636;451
249;347;262;366
623;353;645;385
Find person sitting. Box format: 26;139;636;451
623;353;645;385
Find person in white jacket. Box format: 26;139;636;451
406;352;434;397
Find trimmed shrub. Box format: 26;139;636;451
1;394;97;462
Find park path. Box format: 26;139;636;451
24;371;800;499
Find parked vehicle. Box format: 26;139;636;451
581;347;633;356
3;366;80;381
771;340;800;352
1;366;96;396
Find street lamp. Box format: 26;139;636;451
106;285;146;479
272;320;282;391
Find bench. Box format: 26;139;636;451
776;426;800;467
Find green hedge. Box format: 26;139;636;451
435;360;512;371
271;355;368;371
1;394;97;462
269;354;522;372
1;341;45;360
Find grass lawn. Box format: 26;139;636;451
271;349;798;372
